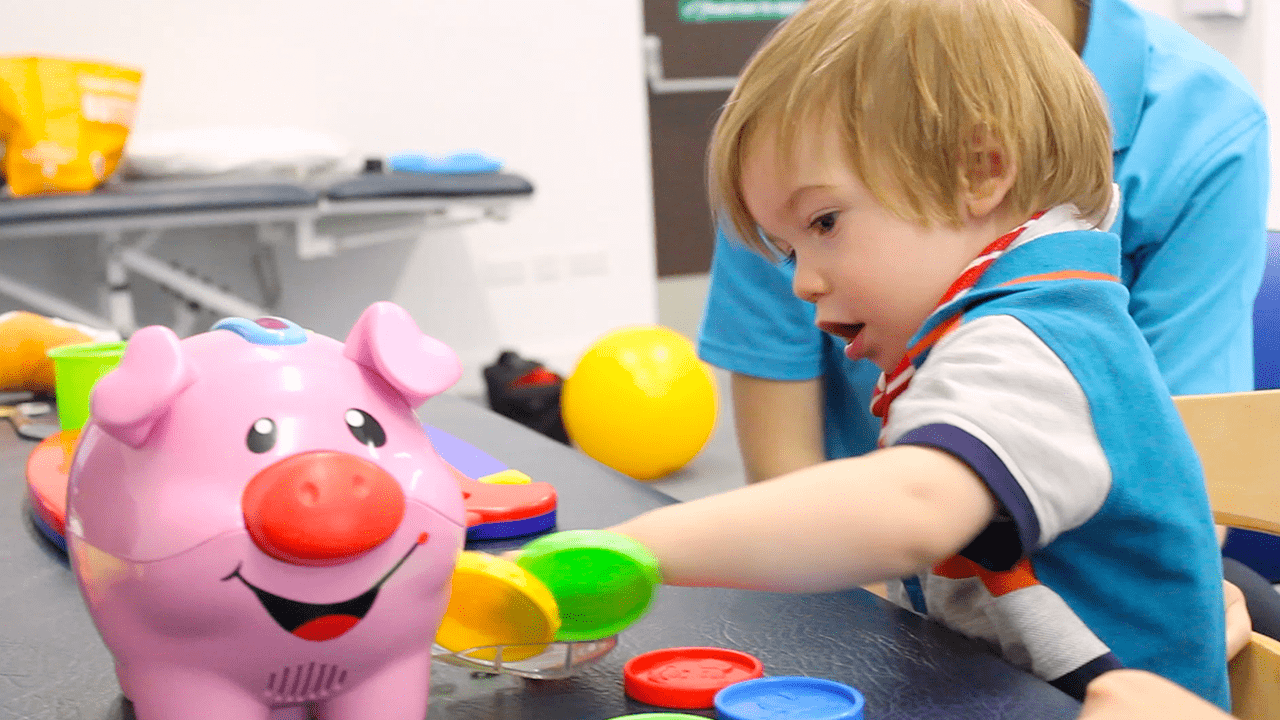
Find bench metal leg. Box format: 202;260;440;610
0;272;113;330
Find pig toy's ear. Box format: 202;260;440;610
343;302;462;409
92;326;198;448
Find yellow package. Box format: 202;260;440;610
0;56;142;195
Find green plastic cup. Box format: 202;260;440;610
46;340;128;431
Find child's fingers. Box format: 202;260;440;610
1223;579;1251;660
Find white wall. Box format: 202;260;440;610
4;0;1276;401
1128;0;1279;229
1;0;657;394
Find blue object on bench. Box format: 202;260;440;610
1224;229;1280;582
387;151;504;175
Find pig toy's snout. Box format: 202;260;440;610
242;451;406;566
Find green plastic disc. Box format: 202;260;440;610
516;529;661;641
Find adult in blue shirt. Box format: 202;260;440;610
700;0;1269;481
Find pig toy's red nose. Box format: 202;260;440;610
242;451;406;566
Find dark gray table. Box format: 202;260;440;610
1;395;1081;719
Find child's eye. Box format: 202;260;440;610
810;212;839;235
763;233;794;265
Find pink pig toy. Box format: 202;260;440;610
66;302;468;720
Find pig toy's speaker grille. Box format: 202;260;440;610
264;662;348;703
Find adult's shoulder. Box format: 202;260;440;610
1139;7;1264;125
1089;0;1268;246
1086;0;1265;155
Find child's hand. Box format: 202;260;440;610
1224;579;1251;660
511;529;661;641
1077;670;1231;719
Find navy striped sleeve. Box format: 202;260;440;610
1050;653;1125;701
896;423;1040;571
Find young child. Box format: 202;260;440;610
608;0;1228;706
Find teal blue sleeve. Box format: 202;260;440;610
697;227;825;381
1121;112;1269;395
697;228;883;460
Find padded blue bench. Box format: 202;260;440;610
0;171;533;333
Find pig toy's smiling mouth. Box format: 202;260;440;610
222;532;428;642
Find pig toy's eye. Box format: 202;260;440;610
345;408;386;448
247;418;277;454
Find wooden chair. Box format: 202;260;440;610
1175;389;1280;719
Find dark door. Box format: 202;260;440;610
643;1;793;276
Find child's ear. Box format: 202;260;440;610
960;127;1016;220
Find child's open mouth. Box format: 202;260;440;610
819;321;864;343
819;322;867;360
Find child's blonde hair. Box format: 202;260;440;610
709;0;1113;254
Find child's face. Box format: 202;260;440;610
741;123;993;372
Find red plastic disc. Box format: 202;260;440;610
623;646;765;709
25;430;75;539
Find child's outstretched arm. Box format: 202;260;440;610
609;445;996;592
1077;670;1232;720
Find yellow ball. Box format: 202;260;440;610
561;326;717;480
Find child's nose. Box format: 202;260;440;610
791;262;827;303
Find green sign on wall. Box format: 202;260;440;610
678;0;802;22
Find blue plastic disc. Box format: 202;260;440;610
714;676;865;720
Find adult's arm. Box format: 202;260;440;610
699;229;833;476
731;373;825;483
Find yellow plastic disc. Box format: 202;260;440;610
436;551;561;661
477;469;533;485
